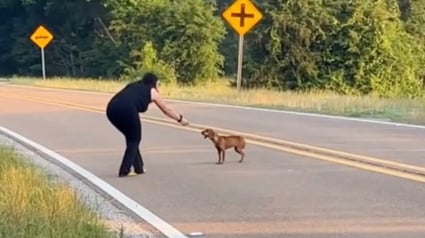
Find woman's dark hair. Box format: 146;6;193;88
140;73;158;88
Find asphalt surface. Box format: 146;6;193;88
2;85;425;168
0;84;425;238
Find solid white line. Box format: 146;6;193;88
0;126;188;238
164;99;425;129
4;83;425;130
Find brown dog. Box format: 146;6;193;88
201;128;246;164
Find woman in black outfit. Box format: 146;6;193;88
106;73;189;177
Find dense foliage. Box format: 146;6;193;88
0;0;424;97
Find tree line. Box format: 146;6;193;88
0;0;424;97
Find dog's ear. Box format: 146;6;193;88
201;129;208;138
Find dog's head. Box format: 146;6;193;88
201;128;215;139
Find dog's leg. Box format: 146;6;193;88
222;150;226;164
216;148;222;164
235;147;245;163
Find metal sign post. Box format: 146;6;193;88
222;0;263;92
30;25;54;80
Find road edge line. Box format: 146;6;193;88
0;126;188;238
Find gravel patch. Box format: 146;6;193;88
0;134;156;238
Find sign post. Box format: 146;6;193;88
222;0;263;92
30;25;54;80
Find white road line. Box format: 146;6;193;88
164;99;425;130
4;83;425;130
0;126;188;238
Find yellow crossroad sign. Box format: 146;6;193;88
222;0;263;36
221;0;263;92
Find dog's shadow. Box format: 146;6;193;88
189;157;247;166
190;161;215;165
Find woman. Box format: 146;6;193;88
106;73;189;177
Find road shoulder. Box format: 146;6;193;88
0;130;156;238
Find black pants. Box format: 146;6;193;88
106;101;144;176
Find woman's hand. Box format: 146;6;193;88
178;115;189;126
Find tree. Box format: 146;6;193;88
242;0;339;90
107;0;226;84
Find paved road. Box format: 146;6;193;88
0;85;425;238
3;85;425;168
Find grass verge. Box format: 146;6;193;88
0;144;115;238
8;77;425;125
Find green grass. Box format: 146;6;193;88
0;145;116;238
9;76;425;125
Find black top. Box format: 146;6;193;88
109;82;152;113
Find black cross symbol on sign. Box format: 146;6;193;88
231;3;254;27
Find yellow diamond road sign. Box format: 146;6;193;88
30;25;54;49
222;0;263;36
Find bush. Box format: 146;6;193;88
118;41;177;84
